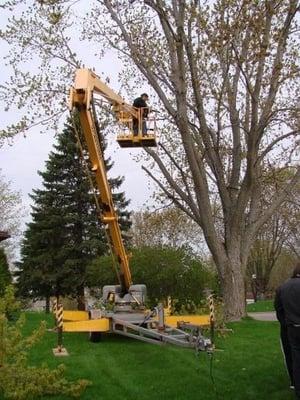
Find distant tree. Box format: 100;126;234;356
0;170;23;258
284;204;300;258
130;208;206;254
287;229;300;258
0;249;11;296
268;249;297;293
246;213;289;300
246;169;300;299
87;246;216;309
17;117;131;310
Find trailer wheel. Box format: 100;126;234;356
89;332;102;342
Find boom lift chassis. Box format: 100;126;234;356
67;68;212;352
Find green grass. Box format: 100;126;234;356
3;312;293;400
246;300;275;312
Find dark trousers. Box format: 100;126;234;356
280;325;294;385
288;326;300;399
132;119;147;136
133;118;138;136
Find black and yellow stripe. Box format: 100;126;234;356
56;304;64;329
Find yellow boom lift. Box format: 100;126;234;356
65;68;211;350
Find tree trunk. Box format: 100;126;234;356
45;296;50;314
222;258;246;321
77;286;86;311
251;280;258;302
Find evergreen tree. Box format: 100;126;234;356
17;117;131;309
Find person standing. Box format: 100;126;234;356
132;93;149;136
274;284;294;388
275;263;300;399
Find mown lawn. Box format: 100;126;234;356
5;312;293;400
246;300;275;313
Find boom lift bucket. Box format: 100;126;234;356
116;108;157;148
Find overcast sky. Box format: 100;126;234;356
0;6;156;254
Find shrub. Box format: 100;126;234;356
0;286;90;400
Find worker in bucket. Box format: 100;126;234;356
275;263;300;399
132;93;149;136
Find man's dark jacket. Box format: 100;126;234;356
133;97;149;118
274;276;300;325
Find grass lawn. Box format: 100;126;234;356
4;312;293;400
246;300;275;313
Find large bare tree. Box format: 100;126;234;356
1;0;299;319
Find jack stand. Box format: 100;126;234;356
52;346;69;357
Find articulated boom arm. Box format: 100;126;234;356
69;68;133;293
70;68;138;120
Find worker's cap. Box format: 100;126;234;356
141;93;149;99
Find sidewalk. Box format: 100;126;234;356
248;311;277;321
